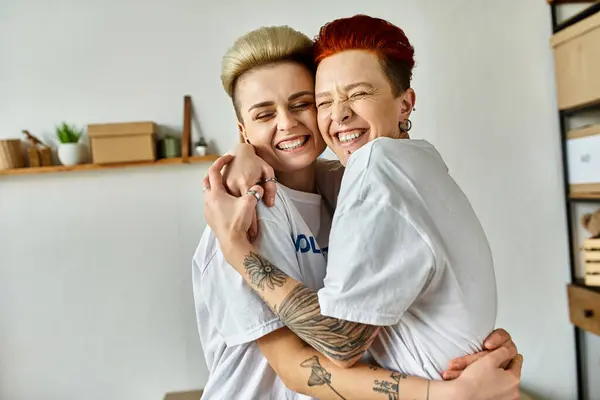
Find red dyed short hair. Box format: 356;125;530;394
313;15;415;96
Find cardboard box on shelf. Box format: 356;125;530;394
551;10;600;110
163;390;203;400
87;121;157;164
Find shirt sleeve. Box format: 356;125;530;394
317;199;436;326
199;211;304;346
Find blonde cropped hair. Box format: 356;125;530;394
221;26;314;120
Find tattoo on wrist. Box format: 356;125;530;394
369;364;379;371
243;252;287;290
277;284;378;362
372;371;406;400
301;356;346;400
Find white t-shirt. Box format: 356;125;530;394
317;137;498;380
193;184;332;399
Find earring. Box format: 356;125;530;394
399;119;412;133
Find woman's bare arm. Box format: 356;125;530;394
257;327;522;400
258;327;439;400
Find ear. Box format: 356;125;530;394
396;88;416;123
237;121;250;144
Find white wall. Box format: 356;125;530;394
0;0;578;399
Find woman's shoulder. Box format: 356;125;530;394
338;139;438;207
256;183;295;225
365;138;447;170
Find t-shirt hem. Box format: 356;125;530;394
224;319;285;347
319;297;400;326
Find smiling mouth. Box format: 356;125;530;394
276;135;310;152
336;129;367;145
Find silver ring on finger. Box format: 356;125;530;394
260;177;277;185
203;186;210;192
246;189;261;202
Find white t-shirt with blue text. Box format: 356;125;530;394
193;184;331;399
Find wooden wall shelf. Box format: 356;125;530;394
570;183;600;200
570;192;600;200
0;155;218;177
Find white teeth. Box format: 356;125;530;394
278;137;307;150
338;130;364;143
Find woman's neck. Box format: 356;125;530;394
276;163;317;194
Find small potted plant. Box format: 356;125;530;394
195;136;208;156
56;122;84;165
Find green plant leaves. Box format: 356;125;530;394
56;122;83;144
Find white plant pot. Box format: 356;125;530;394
195;145;207;156
58;143;83;166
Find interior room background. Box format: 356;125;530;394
1;0;598;399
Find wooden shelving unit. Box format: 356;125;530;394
549;2;600;399
0;155;218;177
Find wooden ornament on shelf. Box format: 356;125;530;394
0;139;25;170
27;147;41;167
182;95;192;162
22;130;53;167
582;239;600;286
39;147;53;166
582;210;600;286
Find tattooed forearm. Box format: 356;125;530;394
372;372;406;400
277;284;378;363
243;252;287;290
240;251;377;363
301;356;347;399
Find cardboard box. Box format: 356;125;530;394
551;11;600;110
163;390;203;400
87;121;157;164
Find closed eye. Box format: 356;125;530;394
255;112;274;120
291;102;313;111
351;91;368;99
317;100;332;109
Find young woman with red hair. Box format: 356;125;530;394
202;15;522;399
